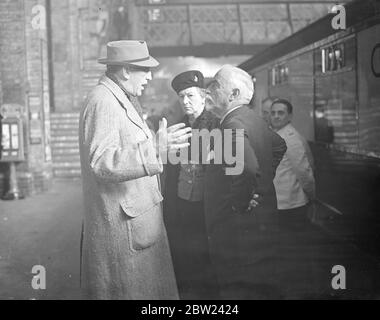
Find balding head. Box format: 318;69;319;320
207;65;254;117
215;65;254;104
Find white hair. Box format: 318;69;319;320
215;65;254;104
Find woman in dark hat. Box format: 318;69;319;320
163;70;220;300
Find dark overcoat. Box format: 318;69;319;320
163;109;220;243
204;106;287;268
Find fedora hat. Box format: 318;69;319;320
98;40;159;68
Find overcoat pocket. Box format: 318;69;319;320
120;189;164;251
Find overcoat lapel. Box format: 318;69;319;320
99;76;151;138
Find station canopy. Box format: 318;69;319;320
127;0;352;56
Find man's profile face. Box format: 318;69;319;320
127;66;152;97
207;78;229;117
178;87;205;117
261;100;272;124
271;103;292;130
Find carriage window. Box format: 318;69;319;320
270;67;276;86
281;66;289;82
269;64;289;86
252;76;257;92
315;39;357;149
320;43;346;73
335;43;345;69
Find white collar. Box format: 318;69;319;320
276;123;293;135
220;105;245;125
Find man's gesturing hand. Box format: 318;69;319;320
156;118;192;157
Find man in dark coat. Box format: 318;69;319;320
163;70;220;299
206;65;287;299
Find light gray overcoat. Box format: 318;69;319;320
79;75;178;300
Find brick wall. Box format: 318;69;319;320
0;0;53;197
0;0;26;106
0;0;26;196
0;58;3;192
0;66;3;192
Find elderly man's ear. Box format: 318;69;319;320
229;88;240;102
121;67;131;80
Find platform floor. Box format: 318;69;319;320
0;180;83;300
0;179;379;300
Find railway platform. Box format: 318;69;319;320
0;179;379;300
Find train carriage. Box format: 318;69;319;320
239;0;380;254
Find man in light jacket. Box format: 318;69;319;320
270;98;316;297
271;98;315;218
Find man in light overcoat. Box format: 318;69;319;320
79;40;191;300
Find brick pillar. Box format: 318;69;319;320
0;0;53;196
24;0;53;193
51;0;83;112
0;0;26;106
